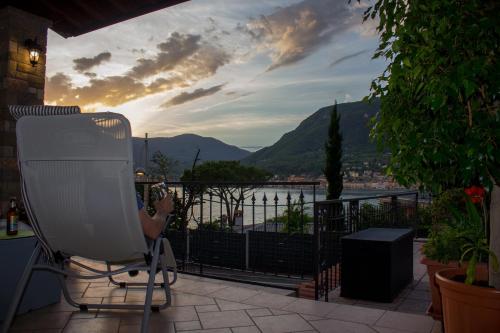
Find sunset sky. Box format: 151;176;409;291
45;0;383;150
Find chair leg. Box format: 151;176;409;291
159;254;172;308
1;243;41;333
140;239;161;333
106;263;125;287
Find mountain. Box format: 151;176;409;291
241;100;384;176
133;134;251;172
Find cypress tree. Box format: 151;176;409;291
324;101;343;200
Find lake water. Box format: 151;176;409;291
169;186;396;226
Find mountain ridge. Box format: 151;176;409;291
132;133;251;172
241;100;383;176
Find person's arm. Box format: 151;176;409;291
139;193;174;239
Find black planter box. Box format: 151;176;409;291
341;228;413;302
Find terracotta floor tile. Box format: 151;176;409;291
195;304;220;313
198;310;253;329
245;308;272;317
283;298;339;317
63;317;120;333
207;287;260;302
124;288;167;302
374;311;435;333
243;293;296;310
252;314;314;333
9;329;62;333
84;287;126;298
11;312;71;330
231;326;261;333
309;318;377;333
176;281;227;296
171;292;216;306
175;320;202;331
326;304;385;325
180;329;231;333
157;305;199;322
118;320;175;333
270;309;292;315
215;299;258;311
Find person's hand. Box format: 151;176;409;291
153;192;174;217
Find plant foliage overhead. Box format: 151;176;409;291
363;0;499;192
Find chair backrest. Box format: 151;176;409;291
9;105;81;120
16;112;148;262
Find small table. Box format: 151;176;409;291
0;221;61;320
341;228;413;302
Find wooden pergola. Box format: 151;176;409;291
3;0;188;37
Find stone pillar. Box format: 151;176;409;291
0;6;50;207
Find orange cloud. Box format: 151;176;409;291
45;33;230;109
242;0;358;71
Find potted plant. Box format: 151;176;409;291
420;189;469;320
435;191;500;332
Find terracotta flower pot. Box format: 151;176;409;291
436;267;500;333
420;256;459;320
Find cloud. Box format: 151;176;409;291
45;33;230;109
241;0;360;71
45;73;188;108
127;32;230;81
162;84;226;108
330;49;369;67
129;33;202;79
73;52;111;72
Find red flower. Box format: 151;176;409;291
464;186;485;204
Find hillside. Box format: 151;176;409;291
241;100;384;176
133;134;251;173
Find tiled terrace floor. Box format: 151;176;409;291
7;247;440;333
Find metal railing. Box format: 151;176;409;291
136;181;318;290
313;191;419;301
136;181;421;297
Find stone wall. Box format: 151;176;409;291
0;6;50;207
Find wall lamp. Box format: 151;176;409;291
135;167;146;177
25;38;43;67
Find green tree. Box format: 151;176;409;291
324;101;343;200
150;150;178;180
362;0;499;286
181;161;271;226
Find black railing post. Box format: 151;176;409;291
349;200;359;232
299;190;305;278
199;189;204;276
286;191;291;234
274;193;279;233
414;192;419;235
209;191;213;224
313;202;320;300
219;194;223;230
251;193;256;231
391;195;397;226
263;193;267;232
230;194;234;232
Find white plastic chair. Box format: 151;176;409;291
1;107;177;333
